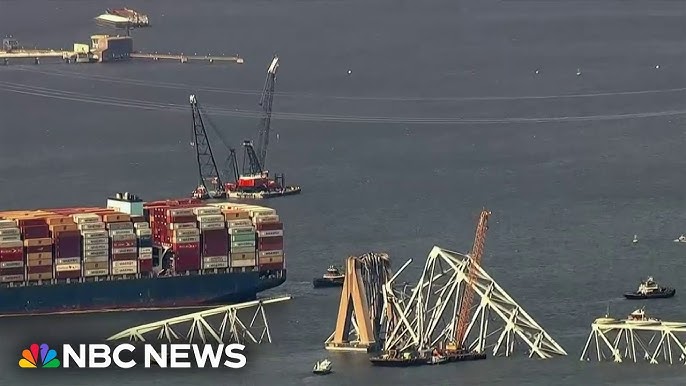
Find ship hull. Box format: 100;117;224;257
313;278;344;288
0;269;286;316
624;288;675;300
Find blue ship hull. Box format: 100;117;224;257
0;270;286;316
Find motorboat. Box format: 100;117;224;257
312;265;345;288
632;234;638;244
624;277;675;300
674;235;686;243
312;359;332;375
625;308;661;325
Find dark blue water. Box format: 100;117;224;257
1;0;686;384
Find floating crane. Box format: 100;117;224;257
189;94;225;199
224;55;301;199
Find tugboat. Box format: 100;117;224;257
312;359;332;375
312;265;345;288
624;277;675;300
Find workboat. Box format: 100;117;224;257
312;265;345;288
624;277;675;300
625;308;661;325
369;352;427;367
312;359;332;375
369;349;486;367
674;235;686;243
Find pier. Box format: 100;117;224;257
131;52;243;64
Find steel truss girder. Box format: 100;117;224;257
580;320;686;365
107;296;290;345
381;246;567;359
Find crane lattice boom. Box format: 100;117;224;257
189;94;224;197
454;209;491;349
255;55;279;170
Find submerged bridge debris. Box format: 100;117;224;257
107;296;290;345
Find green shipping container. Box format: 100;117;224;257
231;241;256;248
231;234;256;242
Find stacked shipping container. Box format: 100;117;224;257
104;213;137;276
49;216;81;279
74;213;110;278
0;220;24;283
134;221;153;274
194;207;229;270
168;208;202;272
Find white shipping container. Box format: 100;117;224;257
78;222;106;231
253;215;279;224
0;220;16;229
136;228;152;236
202;261;228;269
203;256;228;264
257;230;283;238
109;229;134;236
139;247;153;254
0;235;20;242
84;269;109;277
230;246;256;254
193;207;222;216
0;260;23;268
167;208;194;216
173;228;200;237
82;256;108;263
84;250;109;258
56;257;80;265
72;214;101;224
230;259;255;268
259;249;283;258
138;253;153;260
169;222;197;230
227;219;252;228
0;228;20;236
82;237;109;246
1;274;25;282
111;233;136;242
55;263;81;272
172;235;200;243
0;240;23;248
112;266;138;275
229;226;255;235
84;243;109;252
106;222;133;230
112;247;137;254
200;222;224;230
133;222;150;229
197;214;224;223
111;260;137;268
82;230;108;239
250;208;276;218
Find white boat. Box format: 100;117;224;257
312;359;332;375
625;308;661;325
632;234;638;244
674;235;686;243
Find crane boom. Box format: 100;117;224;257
454;209;491;349
255;55;279;170
189;94;224;197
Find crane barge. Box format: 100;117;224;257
190;56;301;200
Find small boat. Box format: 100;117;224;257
312;265;345;288
624;277;675;300
625;308;661;325
312;359;332;375
427;355;447;365
674;235;686;243
632;234;638;244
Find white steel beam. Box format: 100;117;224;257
107;296;290;344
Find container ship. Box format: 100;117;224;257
0;193;285;316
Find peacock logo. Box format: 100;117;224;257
19;343;61;368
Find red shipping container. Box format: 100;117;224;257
256;222;283;231
258;262;283;271
25;245;52;254
139;259;153;272
0;252;24;262
175;261;201;271
201;230;229;256
258;242;283;252
27;265;52;274
16;218;46;227
112;240;136;248
111;252;138;261
21;225;50;239
258;236;283;245
54;236;81;258
0;267;24;276
55;270;81;279
167;215;196;223
55;230;80;238
0;247;23;257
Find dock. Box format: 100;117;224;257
130;53;243;64
0;50;76;60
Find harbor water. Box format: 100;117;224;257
1;0;686;384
